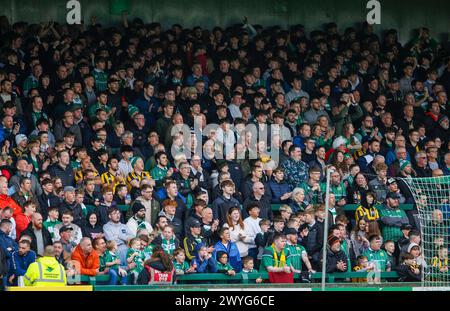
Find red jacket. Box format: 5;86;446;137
14;212;31;238
0;194;22;217
71;244;100;276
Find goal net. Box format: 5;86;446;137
400;176;450;289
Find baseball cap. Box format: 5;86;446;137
59;225;74;234
386;192;400;200
387;178;397;185
401;224;413;231
188;219;202;228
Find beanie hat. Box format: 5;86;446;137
15;134;27;146
328;235;341;247
131;201;146;214
130;157;142;169
399;159;411;171
332;136;347;150
128;105;140;118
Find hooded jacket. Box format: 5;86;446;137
71;244;100;276
213;240;242;272
191;243;217;273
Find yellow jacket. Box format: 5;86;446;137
24;256;67;287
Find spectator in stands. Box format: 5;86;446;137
268;167;292;204
53;210;82;245
20;213;52;257
126;201;153;237
281;145;309;189
81;212;104;240
325;235;348;273
363;235;391;271
214;227;242;272
103;207;134;265
14;200;36;238
379;192;410;242
58;186;84;227
71;237;99;277
0;219;18;266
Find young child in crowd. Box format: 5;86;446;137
352;255;375;283
255;219;271;269
191;244;217;273
105;240;128;285
216;251;236;276
383;240;396;268
242;256;263;283
431;246;449;274
127;238;145;284
173;248;196;275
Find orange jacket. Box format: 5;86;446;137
71;244;100;276
0;194;22;216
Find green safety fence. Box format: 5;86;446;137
77;271;400;286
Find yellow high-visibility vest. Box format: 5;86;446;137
24;257;67;287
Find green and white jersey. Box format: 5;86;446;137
217;262;234;272
363;248;389;271
173;261;190;274
259;245;292;272
126;248;144;273
142;245;154;261
43;219;62;241
286;243;307;272
104;250;120;271
320;181;347;202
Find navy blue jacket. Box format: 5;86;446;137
9;250;36;280
0;230;18;261
268;178;292;204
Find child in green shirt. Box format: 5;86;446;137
105;240;128;285
173;248;196;275
242;256;262;283
216;251;236;275
127;238;145;284
43;207;61;242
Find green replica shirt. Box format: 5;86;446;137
126;248;144;273
260;245;292;272
379;206;409;242
286;243;307;272
43;219;62;240
88;102;112;121
142;245;154;261
92;69;108;92
161;238;177;256
217;262;234;272
298;181;320;204
174;261;190;274
99;253;107;272
150;165;170;188
363;248;389;272
105;250;120;271
320;182;347;202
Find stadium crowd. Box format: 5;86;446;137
0;13;450;287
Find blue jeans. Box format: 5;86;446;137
108;269;127;285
